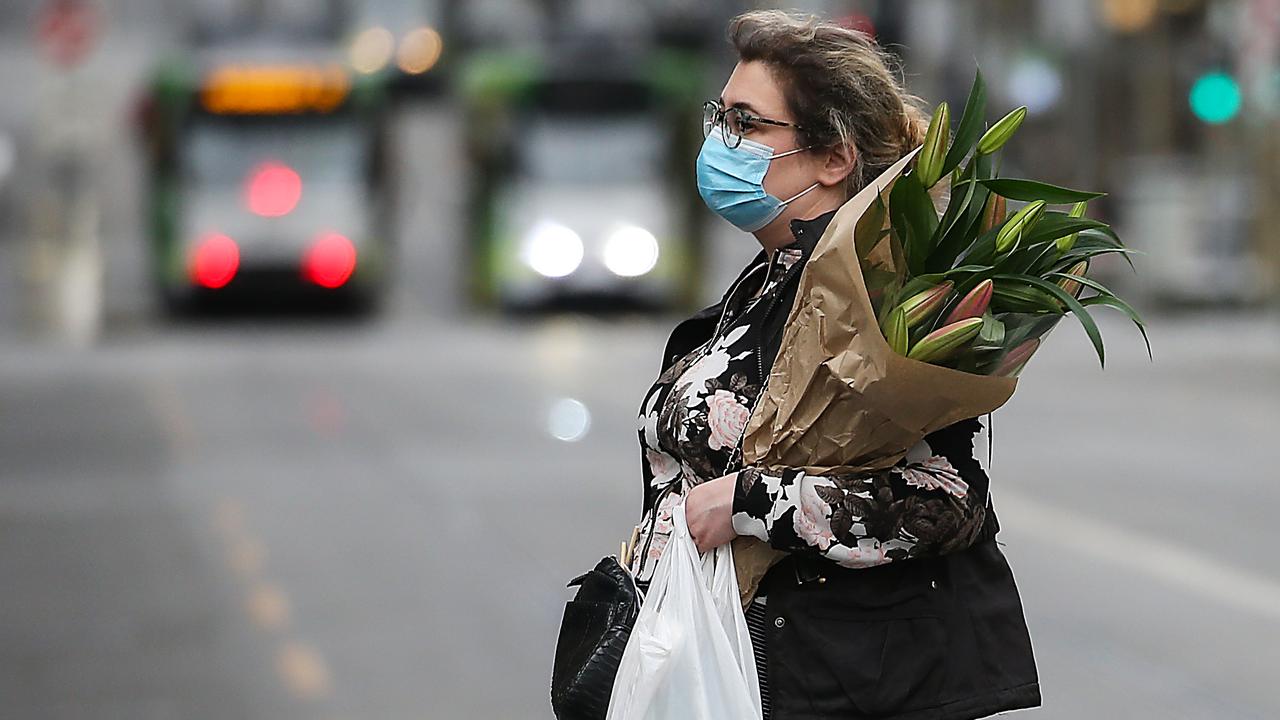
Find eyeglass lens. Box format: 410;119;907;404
702;102;743;148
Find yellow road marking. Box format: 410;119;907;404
276;641;332;700
246;581;291;631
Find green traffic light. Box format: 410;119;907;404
1189;71;1241;124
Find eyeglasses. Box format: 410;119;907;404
702;100;803;149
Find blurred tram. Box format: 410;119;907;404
140;55;392;311
460;43;707;312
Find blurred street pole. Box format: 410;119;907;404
23;0;103;346
1240;0;1280;301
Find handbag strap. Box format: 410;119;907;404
633;480;679;581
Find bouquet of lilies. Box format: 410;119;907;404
731;69;1151;607
863;69;1150;375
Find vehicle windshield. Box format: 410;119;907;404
184;118;365;187
518;117;666;185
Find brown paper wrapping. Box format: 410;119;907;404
732;148;1018;608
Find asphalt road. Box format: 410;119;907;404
1;291;1278;719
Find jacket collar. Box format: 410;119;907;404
664;208;842;368
743;207;840;270
695;208;842;320
784;208;839;255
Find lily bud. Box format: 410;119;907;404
976;106;1028;155
882;305;910;356
916;101;950;188
943;279;993;325
898;281;954;328
1056;201;1088;253
995;200;1046;254
1057;260;1089;298
993;337;1040;377
907;317;984;363
980;193;1007;233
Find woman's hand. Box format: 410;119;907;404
685;472;739;554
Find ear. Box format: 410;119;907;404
816;143;857;188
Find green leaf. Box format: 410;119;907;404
1071;227;1124;248
855;193;890;259
991;280;1063;314
1049;272;1149;360
1027;240;1076;277
940;68;986;179
875;281;904;327
890;172;940;275
1004;240;1061;276
1055;244;1143;273
956;225;1002;267
997;273;1106;367
1086;224;1123;244
928;158;993;272
932;160;977;244
1022;216;1111;247
979;178;1106;204
1081;294;1153;361
978;312;1005;345
1047;270;1118;300
887;226;909;280
941;264;992;276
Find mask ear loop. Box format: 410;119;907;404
765;144;813;160
765;144;821;207
779;181;821;206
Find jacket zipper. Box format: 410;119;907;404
755;254;803;387
725;249;804;472
705;260;769;352
637;256;768;576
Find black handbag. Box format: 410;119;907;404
550;484;674;720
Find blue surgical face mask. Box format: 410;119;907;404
696;127;820;232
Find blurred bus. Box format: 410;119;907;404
140;57;392;311
460;42;706;312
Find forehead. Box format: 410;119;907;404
720;60;790;119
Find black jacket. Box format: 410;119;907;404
655;211;1041;720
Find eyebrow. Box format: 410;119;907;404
719;96;761;115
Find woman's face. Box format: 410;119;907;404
717;60;826;214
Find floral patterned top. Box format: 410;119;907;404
626;234;995;593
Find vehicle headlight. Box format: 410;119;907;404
602;225;659;277
522;220;583;278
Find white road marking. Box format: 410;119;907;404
998;491;1280;623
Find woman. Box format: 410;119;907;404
625;10;1041;720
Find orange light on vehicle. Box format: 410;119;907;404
396;27;443;75
350;26;395;74
245;161;302;217
302;232;357;289
201;64;350;115
191;233;240;289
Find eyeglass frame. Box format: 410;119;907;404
702;99;805;149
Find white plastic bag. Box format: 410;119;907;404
605;501;762;720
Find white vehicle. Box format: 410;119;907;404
492;114;689;309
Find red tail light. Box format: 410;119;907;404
302;232;357;289
191;233;240;289
245;161;302;217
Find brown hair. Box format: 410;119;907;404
728;10;931;199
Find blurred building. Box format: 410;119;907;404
0;0;1277;337
886;0;1280;305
